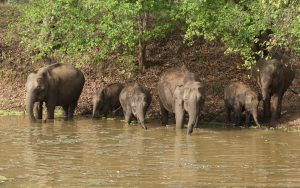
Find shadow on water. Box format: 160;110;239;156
0;116;300;187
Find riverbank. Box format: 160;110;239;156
1;4;300;129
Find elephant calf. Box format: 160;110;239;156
119;82;151;130
224;82;261;127
92;83;124;118
25;63;85;122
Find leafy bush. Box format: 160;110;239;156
16;0;175;72
180;0;300;66
14;0;300;70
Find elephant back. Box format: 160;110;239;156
104;83;124;98
159;68;197;93
47;63;85;104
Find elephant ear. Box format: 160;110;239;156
244;91;256;110
174;84;183;95
41;69;58;92
26;73;37;89
236;93;245;105
245;94;253;104
183;82;204;101
183;88;191;101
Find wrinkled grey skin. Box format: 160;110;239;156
224;82;261;127
157;67;205;135
255;58;295;123
92;83;124;118
25;63;85;122
119;82;151;130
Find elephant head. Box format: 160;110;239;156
242;90;261;127
256;60;279;101
259;72;273;101
174;81;205;134
92;89;105;118
131;93;149;130
25;72;50;122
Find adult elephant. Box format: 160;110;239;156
157;66;205;135
25;63;85;122
255;58;295;123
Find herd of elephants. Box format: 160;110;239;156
25;57;295;135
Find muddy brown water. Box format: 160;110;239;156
0;116;299;187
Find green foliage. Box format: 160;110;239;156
13;0;300;68
181;0;300;66
16;0;175;69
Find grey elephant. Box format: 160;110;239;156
92;83;124;118
157;66;205;135
224;82;261;127
25;63;85;122
119;82;151;130
255;58;295;123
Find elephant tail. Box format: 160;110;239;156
112;106;122;114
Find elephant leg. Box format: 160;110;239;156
234;108;242;127
46;103;55;119
62;105;69;119
159;100;169;125
263;99;271;121
116;106;123;116
277;96;283;119
103;111;108;118
271;95;280;122
226;106;231;122
68;103;76;119
175;108;185;129
245;112;251;127
194;115;200;128
36;102;43;119
124;110;132;124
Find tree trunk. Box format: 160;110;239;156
137;9;147;74
138;38;146;73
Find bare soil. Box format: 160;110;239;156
1;4;300;129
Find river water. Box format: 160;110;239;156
0;116;299;187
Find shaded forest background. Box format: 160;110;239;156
0;0;300;128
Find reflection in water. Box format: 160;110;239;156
0;116;299;187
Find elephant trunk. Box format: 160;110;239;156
261;76;271;101
252;108;261;128
187;105;199;135
262;89;270;101
92;102;98;118
136;107;147;130
26;91;36;122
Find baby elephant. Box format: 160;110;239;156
224;82;261;127
92;83;124;118
119;82;151;130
